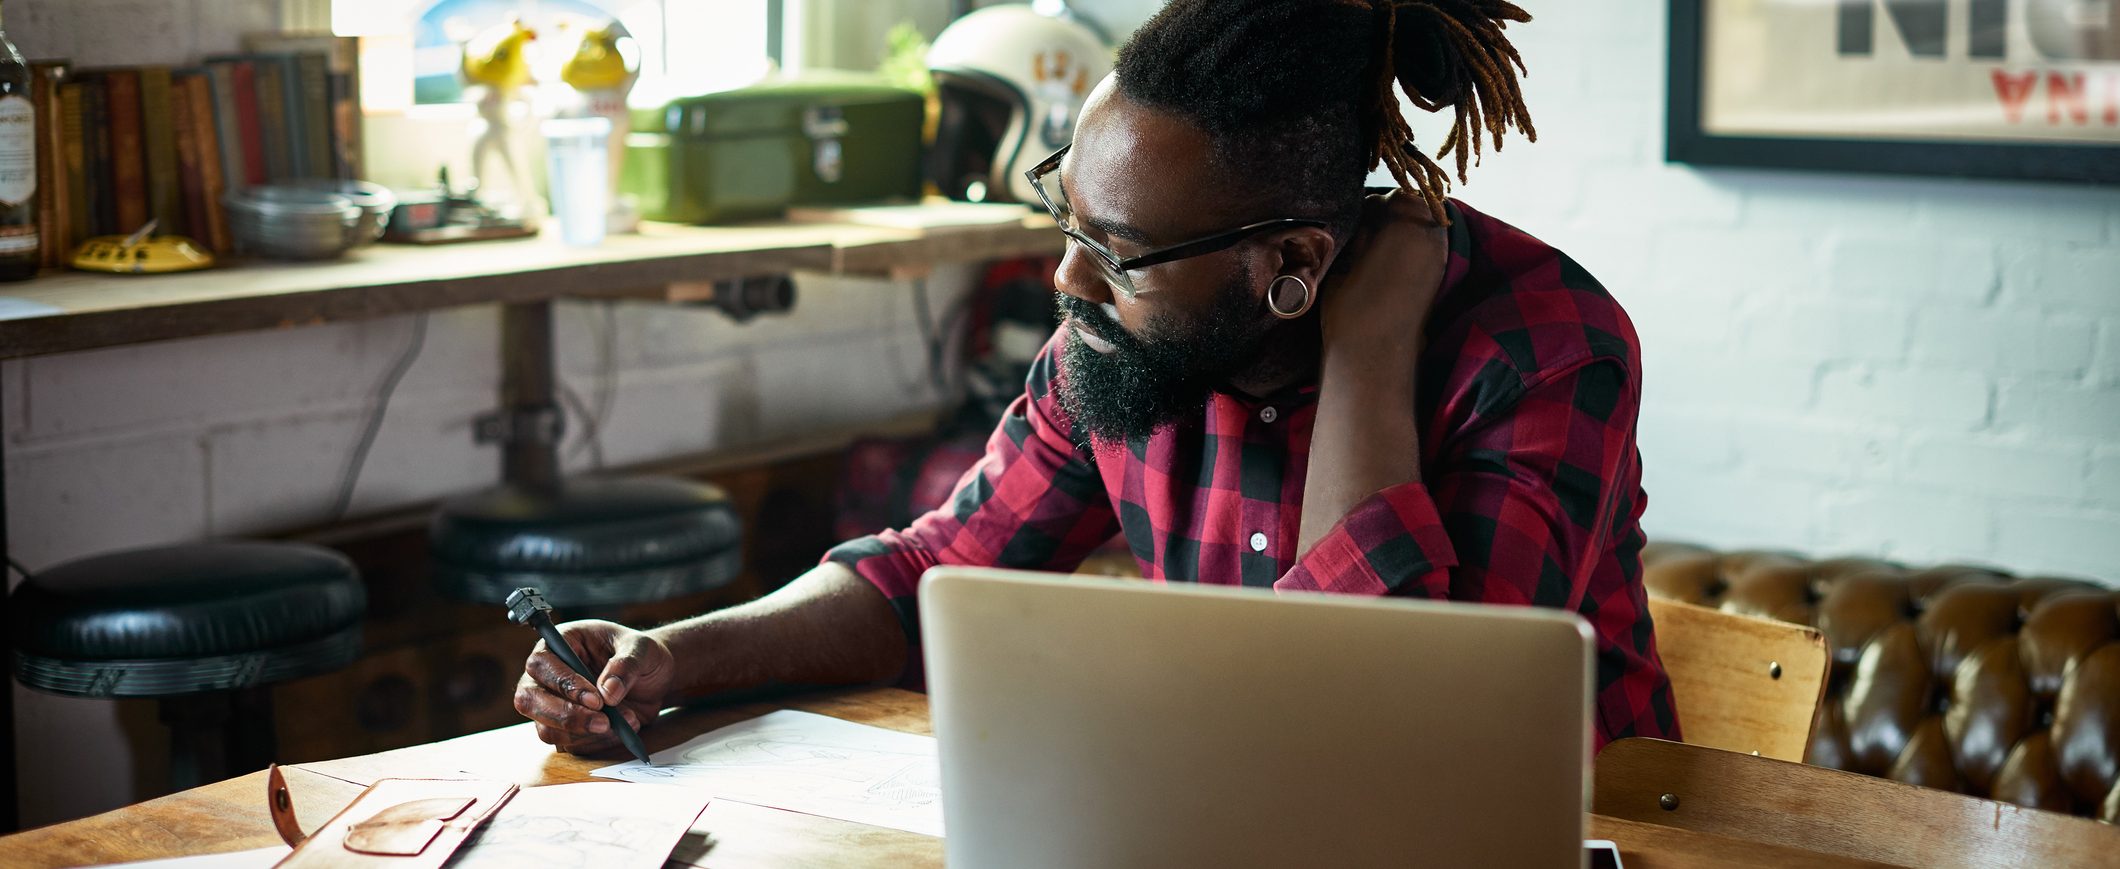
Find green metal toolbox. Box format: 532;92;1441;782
622;74;925;224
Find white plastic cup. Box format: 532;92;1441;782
542;116;612;247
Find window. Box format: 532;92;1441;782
332;0;773;112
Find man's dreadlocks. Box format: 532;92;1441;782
1113;0;1535;228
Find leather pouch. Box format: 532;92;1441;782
267;764;519;869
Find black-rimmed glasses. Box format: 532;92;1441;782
1025;145;1327;300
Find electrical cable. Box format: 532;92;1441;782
566;301;617;467
910;276;941;393
327;313;429;523
936;292;976;398
912;271;988;404
592;301;617;457
559;381;607;471
911;277;966;397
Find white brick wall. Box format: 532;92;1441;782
1910;308;2094;377
1815;367;1993;430
1379;1;2120;581
1827;236;1997;304
2091;447;2120;502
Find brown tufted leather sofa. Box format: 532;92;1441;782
1641;542;2120;823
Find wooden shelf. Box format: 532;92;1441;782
0;213;1062;360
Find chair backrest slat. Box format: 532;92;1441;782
1648;596;1827;761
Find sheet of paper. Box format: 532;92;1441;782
70;846;288;869
447;781;710;869
593;709;944;837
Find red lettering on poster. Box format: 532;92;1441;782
2047;72;2089;125
1991;70;2039;122
2105;73;2119;126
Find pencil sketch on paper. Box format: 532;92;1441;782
446;811;674;869
592;709;946;836
444;782;708;869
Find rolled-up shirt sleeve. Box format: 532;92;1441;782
1274;482;1459;596
1276;356;1637;612
824;343;1119;670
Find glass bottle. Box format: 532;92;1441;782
0;0;38;282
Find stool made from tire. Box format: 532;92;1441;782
6;541;365;789
429;476;743;609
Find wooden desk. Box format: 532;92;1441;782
0;688;1903;869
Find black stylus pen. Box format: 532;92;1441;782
505;587;652;765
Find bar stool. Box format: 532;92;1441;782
428;476;743;609
6;542;365;790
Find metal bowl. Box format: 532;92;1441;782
223;187;363;260
285;179;397;245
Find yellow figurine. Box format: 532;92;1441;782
561;25;631;92
461;18;537;93
558;21;641;233
461;19;538;212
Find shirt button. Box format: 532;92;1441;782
1249;532;1269;552
1259;406;1278;423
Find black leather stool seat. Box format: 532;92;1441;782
429;476;743;608
7;542;365;698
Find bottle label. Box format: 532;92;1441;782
0;226;36;253
0;95;34;207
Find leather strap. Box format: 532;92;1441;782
267;765;308;848
272;777;518;868
343;797;475;856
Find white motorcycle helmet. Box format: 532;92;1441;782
926;4;1112;204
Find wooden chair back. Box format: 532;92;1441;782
1648;596;1827;761
1595;738;2120;868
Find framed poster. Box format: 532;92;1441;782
1668;0;2120;183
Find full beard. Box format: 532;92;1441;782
1054;263;1273;445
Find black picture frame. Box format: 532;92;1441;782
1665;0;2120;185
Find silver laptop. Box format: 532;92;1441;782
920;567;1594;869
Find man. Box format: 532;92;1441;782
516;0;1678;752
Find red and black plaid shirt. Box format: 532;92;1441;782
828;199;1678;749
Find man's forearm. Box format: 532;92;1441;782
1300;198;1444;558
1297;334;1424;556
646;561;909;703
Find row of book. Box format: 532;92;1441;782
29;33;362;267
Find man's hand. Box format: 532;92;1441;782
1319;189;1449;354
1295;189;1449;557
509;564;910;756
514;619;675;755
